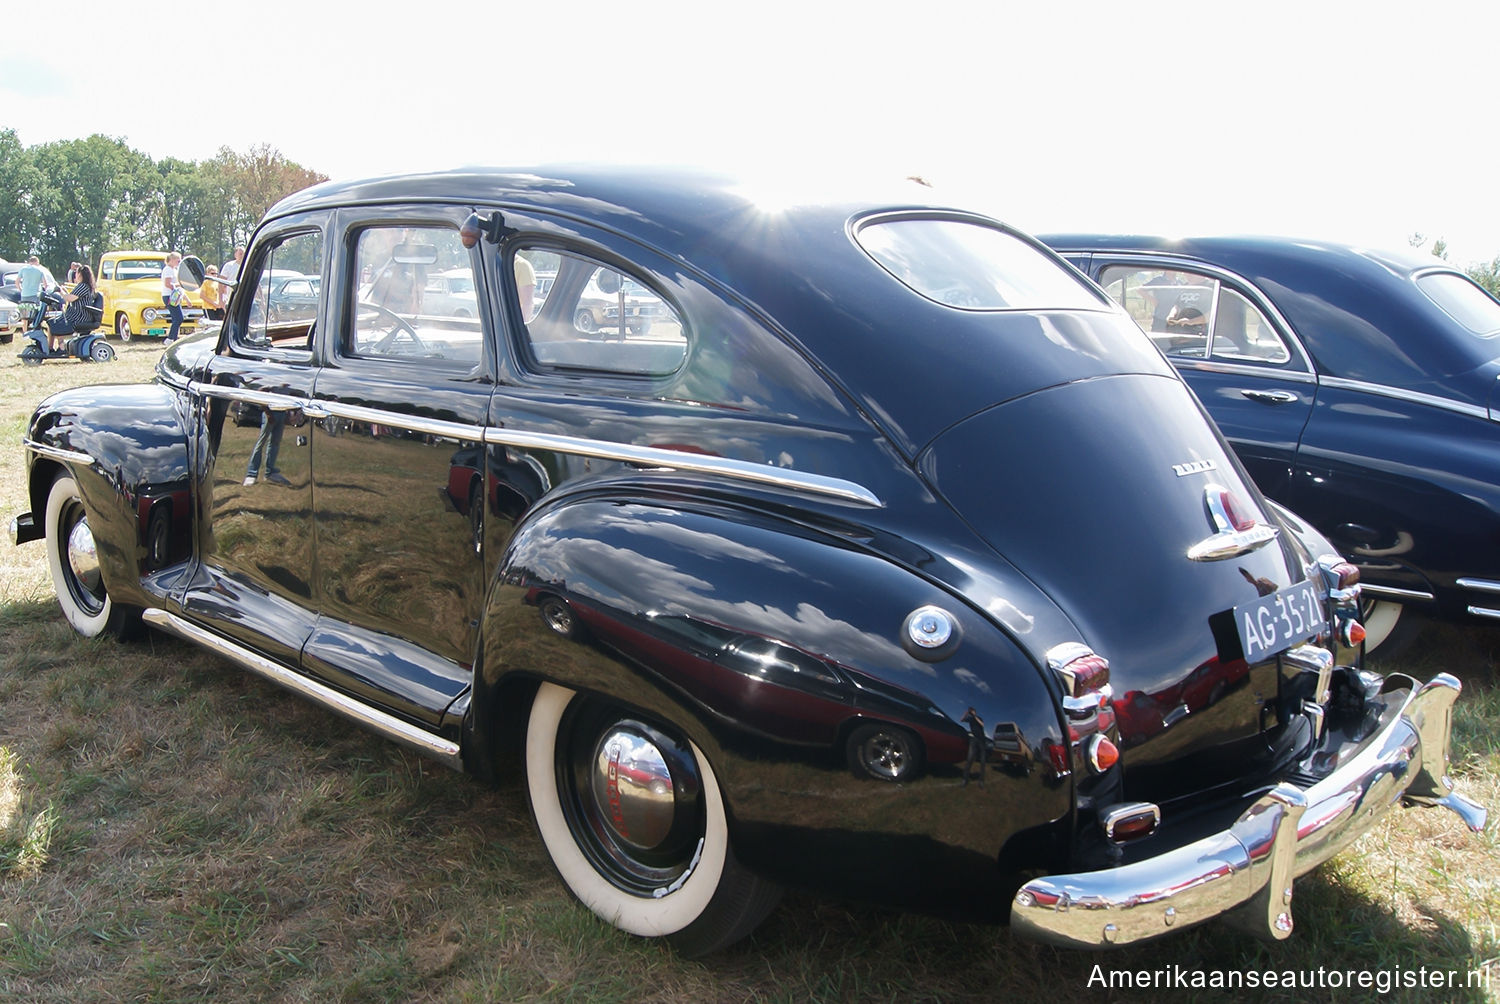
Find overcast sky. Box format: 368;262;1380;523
5;0;1497;266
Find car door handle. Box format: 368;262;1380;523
1241;389;1299;405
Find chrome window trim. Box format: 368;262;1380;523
1170;359;1318;385
23;440;95;466
1086;253;1315;374
188;383;883;508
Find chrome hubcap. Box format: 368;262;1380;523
590;728;675;851
67;518;101;594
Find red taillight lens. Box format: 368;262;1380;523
1218;488;1258;532
1102;803;1161;843
1086;734;1119;773
1341;619;1367;647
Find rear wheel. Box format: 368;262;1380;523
525;682;780;956
90;340;115;362
1360;597;1423;658
44;473;141;639
574;310;597;334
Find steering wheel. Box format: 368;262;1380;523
359;301;428;355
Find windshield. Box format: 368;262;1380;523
855;218;1103;311
117;259;164;280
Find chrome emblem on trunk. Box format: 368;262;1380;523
1172;459;1218;477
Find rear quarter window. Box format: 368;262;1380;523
1416;271;1500;338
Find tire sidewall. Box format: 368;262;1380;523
525;682;729;937
45;473;111;637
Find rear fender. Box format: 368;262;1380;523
473;494;1073;899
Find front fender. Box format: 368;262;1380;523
475;494;1073;911
23;382;194;607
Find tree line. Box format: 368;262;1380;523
0;130;326;275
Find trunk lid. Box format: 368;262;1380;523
919;371;1316;797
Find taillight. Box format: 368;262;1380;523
1101;802;1161;844
1046;643;1118;777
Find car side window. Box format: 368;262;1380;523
513;247;687;376
241;230;322;353
349;225;483;366
1099;266;1289;365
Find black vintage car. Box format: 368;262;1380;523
1045;235;1500;653
10;168;1485;955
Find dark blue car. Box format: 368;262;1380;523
1045;234;1500;652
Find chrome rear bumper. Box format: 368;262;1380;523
1011;673;1487;948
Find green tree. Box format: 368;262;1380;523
1468;258;1500;298
28;135;155;271
0;130;50;262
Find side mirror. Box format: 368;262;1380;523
178;256;206;290
595;270;623;295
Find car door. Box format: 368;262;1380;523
299;209;495;728
183;219;326;664
1091;259;1316;500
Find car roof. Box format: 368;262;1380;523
266;165;1120;458
1043;233;1499;387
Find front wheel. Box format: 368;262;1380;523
20;343;44;366
44;473;141;639
525;683;780;956
116;314;133;341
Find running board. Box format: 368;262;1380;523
143;608;463;769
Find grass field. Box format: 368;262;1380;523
2;342;1497;1002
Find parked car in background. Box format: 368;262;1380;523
1;260;61;343
573;269;667;336
265;273;321;323
1046;234;1500;652
11;168;1483;959
96;250;203;341
423;268;479;317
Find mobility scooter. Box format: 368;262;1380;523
18;288;114;364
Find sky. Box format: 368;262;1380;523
5;0;1499;266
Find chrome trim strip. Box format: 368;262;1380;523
1318;376;1489;420
482;426;883;507
323;400;485;444
142;608;463;767
1011;673;1486;948
192;383;311;414
22;439;95;466
185;384;882;507
1466;606;1500;620
1173;359;1317;383
1457;577;1500;595
1360;584;1435;602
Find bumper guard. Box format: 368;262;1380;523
1011;672;1487;948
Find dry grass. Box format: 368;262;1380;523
1;341;1497;1001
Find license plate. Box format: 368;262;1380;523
147;327;166;335
1234;580;1327;663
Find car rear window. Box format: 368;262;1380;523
854;218;1102;311
1416;271;1500;338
